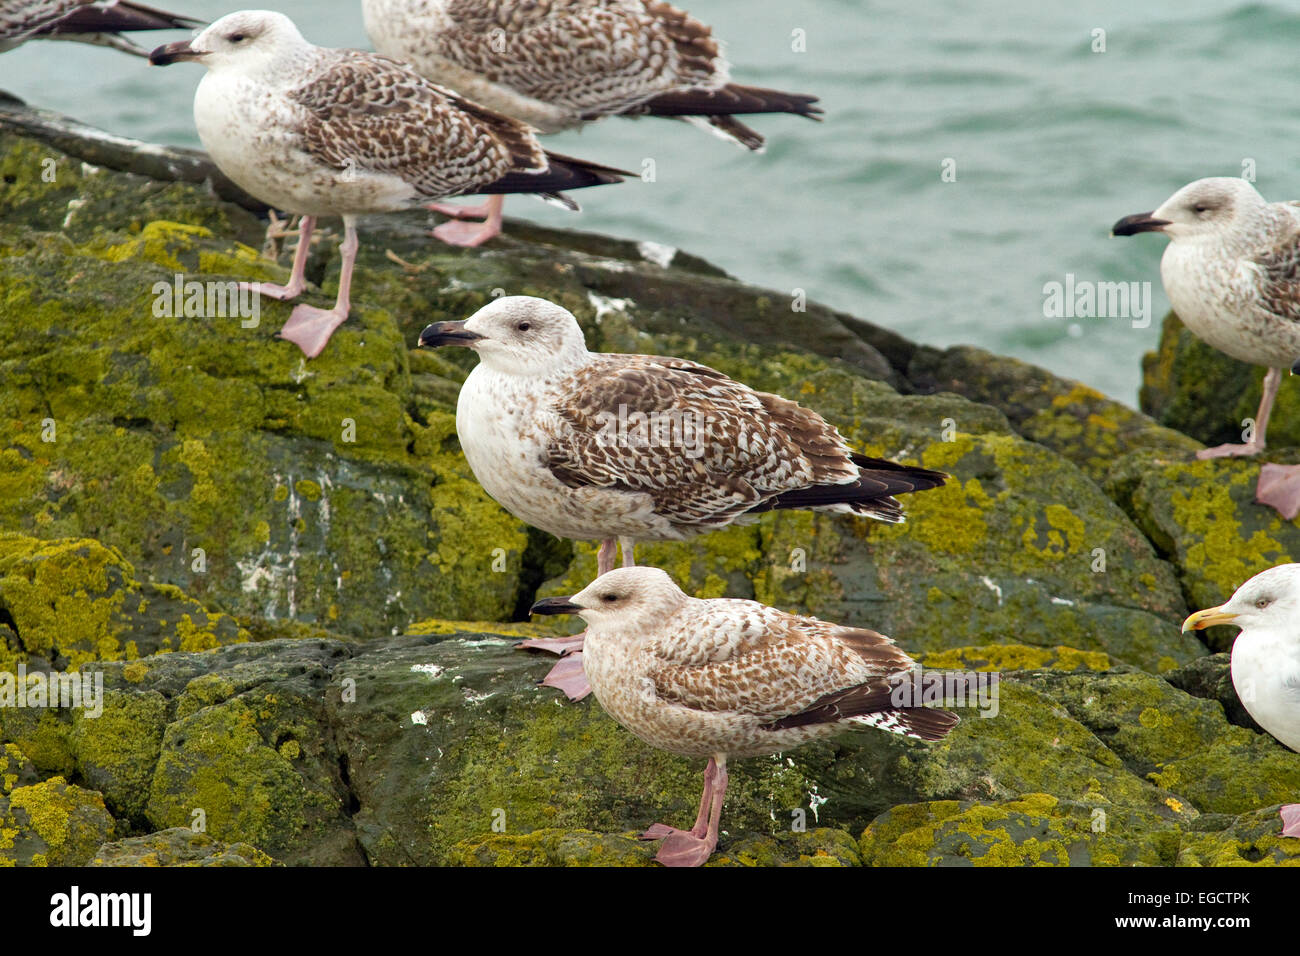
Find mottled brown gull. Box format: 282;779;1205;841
0;0;198;55
148;10;626;358
531;566;958;866
363;0;821;239
1113;177;1300;518
420;295;946;698
1183;564;1300;838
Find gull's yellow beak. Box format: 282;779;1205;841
1181;605;1240;632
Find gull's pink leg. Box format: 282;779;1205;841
246;215;314;302
1255;465;1300;520
518;633;591;701
1281;804;1300;838
536;653;591;701
277;216;358;359
652;755;727;867
620;536;636;568
430;195;505;248
426;199;496;220
597;538;617;576
1199;367;1281;459
641;757;715;843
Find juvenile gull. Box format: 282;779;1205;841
148;10;626;358
363;0;821;236
421;295;946;698
1183;564;1300;838
0;0;198;55
531;566;958;866
1113;177;1300;517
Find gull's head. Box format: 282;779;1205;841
1112;177;1267;243
1183;563;1300;636
419;296;590;377
529;567;689;632
149;10;307;71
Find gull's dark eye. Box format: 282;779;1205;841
601;593;618;603
228;33;246;42
517;322;531;332
1193;204;1209;214
1256;597;1272;609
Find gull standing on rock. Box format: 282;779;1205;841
531;567;958;867
421;295;947;698
0;0;199;55
1113;177;1300;518
1183;564;1300;839
148;10;626;358
363;0;821;239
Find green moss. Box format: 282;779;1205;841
69;690;167;821
860;793;1179;866
3;777;115;866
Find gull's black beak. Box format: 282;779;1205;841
1111;212;1172;237
1291;358;1300;376
529;597;583;616
419;321;486;348
149;40;204;65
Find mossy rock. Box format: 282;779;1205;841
1111;456;1300;644
1142;310;1300;449
1177;806;1300;866
89;827;278;867
1165;653;1264;734
328;633;819;865
0;743;37;796
449;826;861;867
788;680;1193;826
919;643;1112;673
910;344;1201;484
1020;671;1300;816
0;533;248;671
860;793;1180;866
0;776;115;866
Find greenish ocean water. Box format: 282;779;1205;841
4;0;1300;402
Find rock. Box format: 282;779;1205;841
910;344;1202;484
0;776;115;865
860;794;1180;866
1177;806;1300;866
1165;653;1265;734
89;827;277;866
1109;456;1300;646
1142;310;1300;449
0;533;248;672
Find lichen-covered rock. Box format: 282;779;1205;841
859;793;1180;866
1110;456;1300;647
0;776;115;865
1020;671;1300;816
0;533;248;671
89;827;277;867
1142;310;1300;449
1165;653;1265;735
910;344;1201;483
1177;807;1300;866
328;633;817;865
449;826;861;867
0;743;37;795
